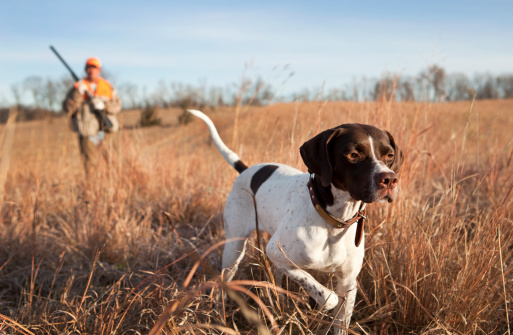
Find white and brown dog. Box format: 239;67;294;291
188;109;403;334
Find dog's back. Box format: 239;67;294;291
227;163;306;235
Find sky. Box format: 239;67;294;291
1;0;512;105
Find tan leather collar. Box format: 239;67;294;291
307;175;367;247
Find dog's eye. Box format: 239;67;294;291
347;152;359;160
387;153;395;160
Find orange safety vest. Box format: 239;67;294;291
74;77;113;100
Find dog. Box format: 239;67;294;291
187;109;403;334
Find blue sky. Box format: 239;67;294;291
1;0;512;104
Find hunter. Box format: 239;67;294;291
62;57;122;177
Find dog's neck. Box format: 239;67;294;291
312;175;362;221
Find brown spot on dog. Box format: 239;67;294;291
250;165;279;195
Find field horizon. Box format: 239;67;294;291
0;99;512;334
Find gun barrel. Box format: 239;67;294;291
49;45;80;82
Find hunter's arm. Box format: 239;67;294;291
104;89;122;115
62;87;83;116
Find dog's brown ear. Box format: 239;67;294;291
300;128;344;187
385;131;403;173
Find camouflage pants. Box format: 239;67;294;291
78;133;117;177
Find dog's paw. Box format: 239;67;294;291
323;293;339;311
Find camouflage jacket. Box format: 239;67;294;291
62;80;122;136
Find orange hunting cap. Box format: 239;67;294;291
85;57;101;69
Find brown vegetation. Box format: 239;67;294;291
0;99;511;334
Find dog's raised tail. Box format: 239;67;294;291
187;109;248;173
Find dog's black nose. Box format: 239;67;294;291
375;172;398;189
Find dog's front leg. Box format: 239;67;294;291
332;279;358;335
276;266;339;310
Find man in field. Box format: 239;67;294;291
62;57;122;177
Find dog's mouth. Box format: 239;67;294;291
381;193;395;203
376;187;397;203
354;187;397;203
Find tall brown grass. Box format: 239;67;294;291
0;99;511;334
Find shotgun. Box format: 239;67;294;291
49;45;113;131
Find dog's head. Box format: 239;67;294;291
300;123;403;203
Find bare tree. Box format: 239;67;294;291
292;88;311;102
474;73;498;99
57;76;75;112
326;88;347;101
41;78;59;111
397;78;415;101
241;76;274;106
417;65;446;101
118;82;140;109
10;83;23;108
23;76;44;109
431;65;446;101
496;74;513;98
207;86;225;108
446;73;472;101
150;80;170;107
374;75;397;101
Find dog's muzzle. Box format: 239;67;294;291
374;171;398;203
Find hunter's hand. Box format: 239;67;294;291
91;97;105;111
77;81;88;95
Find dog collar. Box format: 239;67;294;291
307;175;366;247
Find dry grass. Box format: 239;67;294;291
0;99;512;334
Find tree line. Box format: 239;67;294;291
2;65;512;122
296;66;513;103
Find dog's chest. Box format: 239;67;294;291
298;225;365;273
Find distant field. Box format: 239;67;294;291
0;99;511;334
